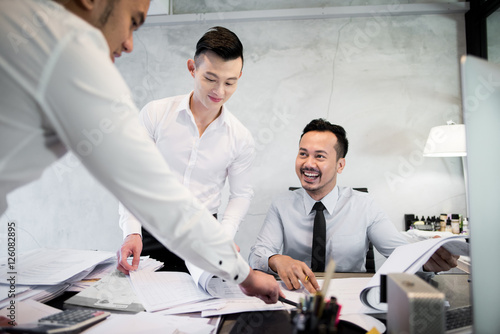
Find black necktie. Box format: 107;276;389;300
311;201;326;272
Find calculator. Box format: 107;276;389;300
1;309;111;334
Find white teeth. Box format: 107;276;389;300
304;172;318;177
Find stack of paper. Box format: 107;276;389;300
0;248;115;308
64;256;164;313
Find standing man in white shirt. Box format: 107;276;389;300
117;27;254;273
0;3;282;328
249;119;459;293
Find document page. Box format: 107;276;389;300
360;235;469;311
184;261;213;292
129;271;212;312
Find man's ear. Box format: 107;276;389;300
187;59;196;77
337;158;346;174
76;0;96;10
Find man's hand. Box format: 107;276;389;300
0;315;14;329
239;269;285;304
116;234;143;275
269;254;320;294
423;246;459;272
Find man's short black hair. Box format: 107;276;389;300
300;118;349;159
194;26;243;67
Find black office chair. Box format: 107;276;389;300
352;188;376;273
289;186;376;273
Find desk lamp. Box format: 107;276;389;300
423;120;468;216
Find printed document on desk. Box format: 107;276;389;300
128;269;293;316
360;235;469;311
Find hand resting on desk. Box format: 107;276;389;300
268;254;320;294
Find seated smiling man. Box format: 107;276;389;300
249;118;458;293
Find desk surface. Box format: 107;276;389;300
218;273;470;334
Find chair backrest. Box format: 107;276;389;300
352;188;375;273
289;186;376;273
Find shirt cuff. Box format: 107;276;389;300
232;257;251;285
121;220;142;239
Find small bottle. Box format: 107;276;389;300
451;214;460;234
413;215;424;229
462;217;469;235
433;216;440;231
446;216;452;233
440;213;447;232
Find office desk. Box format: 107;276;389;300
218;273;470;334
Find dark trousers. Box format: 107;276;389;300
141;213;217;273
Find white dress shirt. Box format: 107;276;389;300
0;0;249;284
119;93;255;239
249;186;408;273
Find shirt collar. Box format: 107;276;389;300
302;185;339;215
177;91;229;128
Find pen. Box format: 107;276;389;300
279;296;298;307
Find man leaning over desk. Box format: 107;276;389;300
0;1;283;329
249;119;459;294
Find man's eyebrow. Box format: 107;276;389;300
137;12;145;26
299;148;328;155
206;71;239;81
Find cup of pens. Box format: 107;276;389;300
290;260;341;334
291;294;341;334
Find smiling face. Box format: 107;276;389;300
295;130;346;201
188;51;242;114
93;0;150;62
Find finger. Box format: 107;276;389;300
279;288;287;299
288;272;302;290
297;271;316;293
130;252;140;271
432;253;451;271
116;263;129;275
279;273;295;291
308;273;321;291
119;249;133;271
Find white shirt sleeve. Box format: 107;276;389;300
221;132;255;238
248;200;284;274
41;30;250;284
117;103;156;239
118;202;143;238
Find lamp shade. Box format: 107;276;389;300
423;124;467;157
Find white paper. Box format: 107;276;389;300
360;235;469;310
129;271;212;312
83;312;215;334
0;249;115;285
185;261;213;292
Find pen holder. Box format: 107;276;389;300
290;295;341;334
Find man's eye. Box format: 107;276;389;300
206;77;215;82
